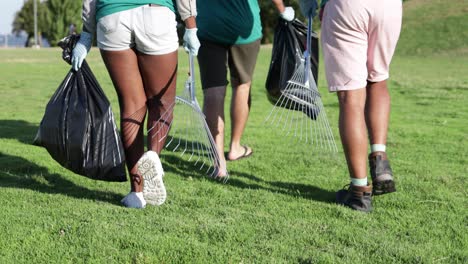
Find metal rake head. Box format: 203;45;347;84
149;55;227;181
265;59;338;152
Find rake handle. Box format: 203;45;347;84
188;53;196;101
304;13;313;85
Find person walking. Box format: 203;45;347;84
196;0;295;177
72;0;200;208
302;0;402;212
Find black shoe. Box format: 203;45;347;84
369;152;396;195
336;184;373;212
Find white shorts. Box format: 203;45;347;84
97;5;179;55
321;0;402;92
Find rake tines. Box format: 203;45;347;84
266;15;337;152
149;54;227;181
266;61;337;152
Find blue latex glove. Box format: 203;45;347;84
183;28;200;56
71;31;92;71
280;6;295;22
299;0;319;18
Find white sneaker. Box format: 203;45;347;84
137;151;166;205
121;192;146;209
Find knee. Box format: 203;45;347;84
337;90;366;111
159;97;175;110
232;81;251;90
146;96;174;110
366;80;390;99
203;86;226;102
121;105;147;121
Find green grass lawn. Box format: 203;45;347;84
1;1;467;262
0;47;466;263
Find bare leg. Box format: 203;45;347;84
337;88;368;179
101;49;146;192
365;80;390;145
364;80;395;195
227;81;253;160
203;86;228;176
136;50;178;154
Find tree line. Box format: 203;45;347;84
12;0;308;47
12;0;82;47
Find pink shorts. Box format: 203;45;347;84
321;0;402;92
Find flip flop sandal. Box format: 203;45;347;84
226;145;253;161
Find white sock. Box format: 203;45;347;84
371;144;386;153
351;177;368;186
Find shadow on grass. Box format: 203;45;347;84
0;119;38;144
0;119;122;205
0;119;334;204
228;171;335;203
0;152;122;205
161;152;216;179
161;152;335;204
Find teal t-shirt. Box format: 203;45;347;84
96;0;175;21
196;0;262;45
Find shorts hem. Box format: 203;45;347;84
367;74;389;83
328;81;368;92
230;77;252;87
202;81;229;90
98;45;134;51
135;45;179;55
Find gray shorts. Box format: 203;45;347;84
197;39;261;89
97;5;179;55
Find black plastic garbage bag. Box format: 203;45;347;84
265;18;319;107
34;35;126;182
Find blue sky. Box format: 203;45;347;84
0;0;27;34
